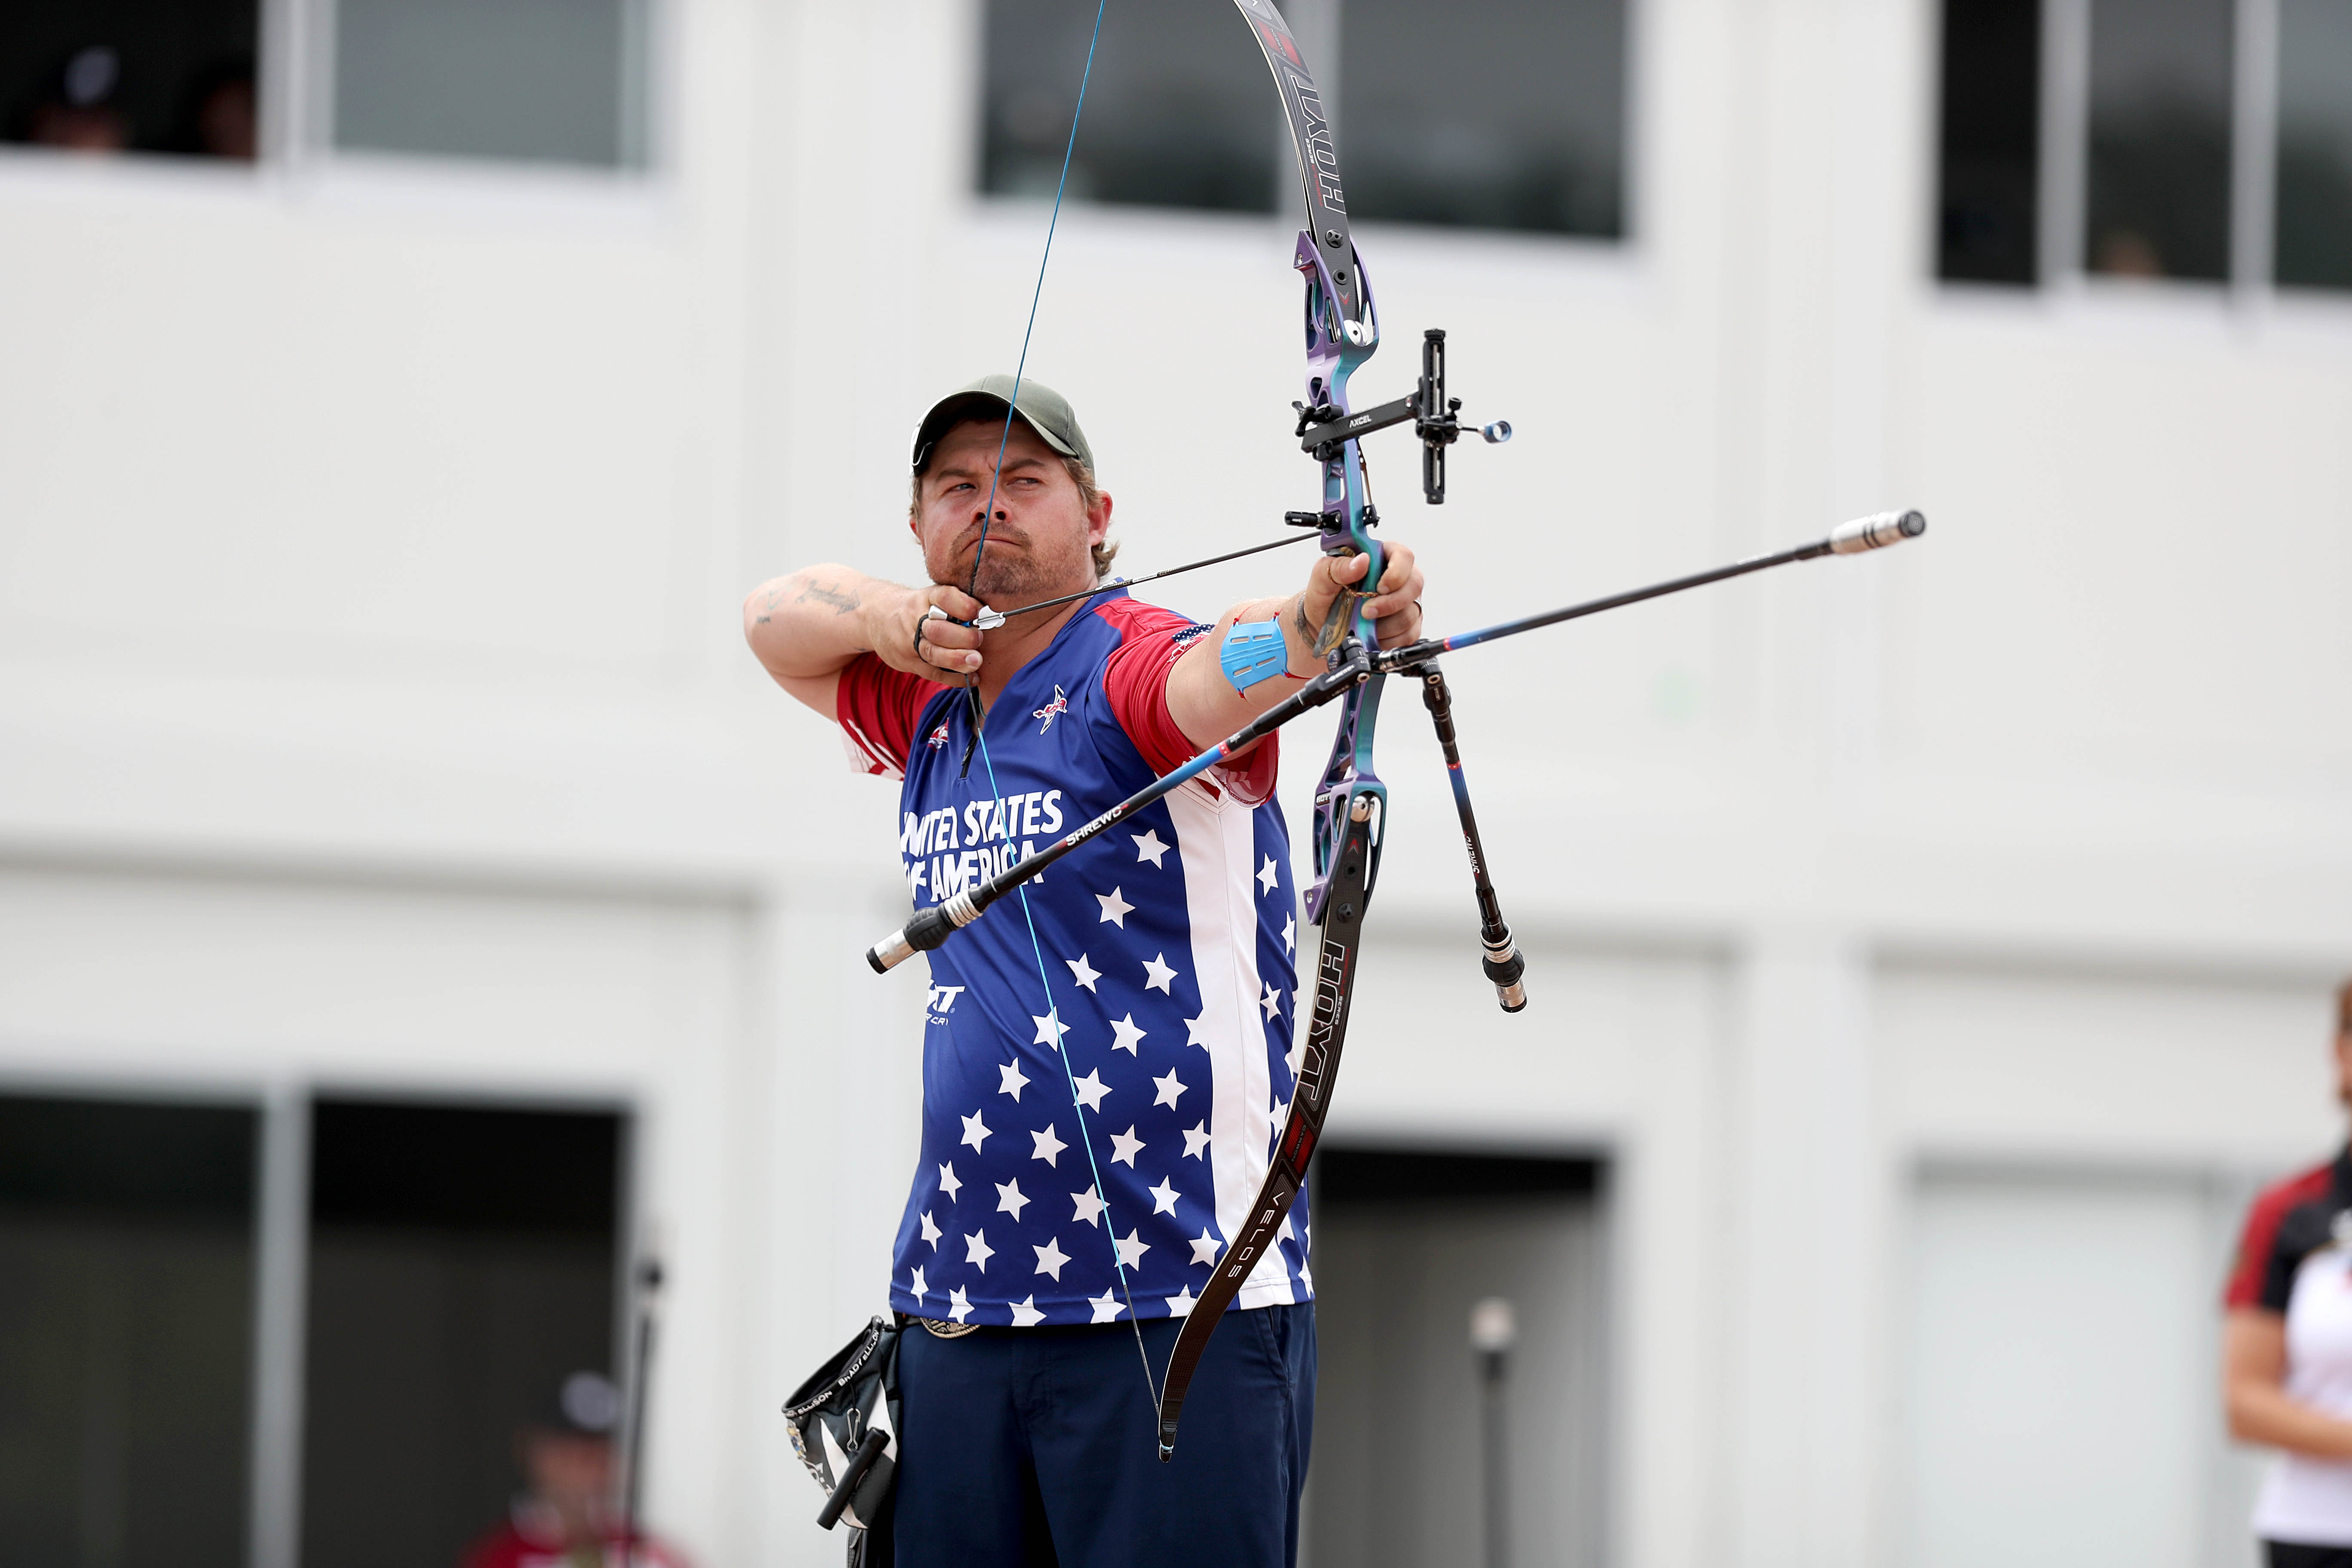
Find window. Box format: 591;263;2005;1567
0;1088;631;1568
0;1093;259;1568
301;1099;626;1568
979;0;1629;239
2276;0;2352;287
0;0;650;169
331;0;652;168
1938;0;2041;282
0;0;257;159
2084;0;2233;279
1307;1148;1609;1568
1938;0;2352;291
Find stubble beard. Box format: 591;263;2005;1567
931;522;1092;609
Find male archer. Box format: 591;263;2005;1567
743;375;1422;1567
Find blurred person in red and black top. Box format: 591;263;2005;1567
2226;980;2352;1568
461;1372;686;1568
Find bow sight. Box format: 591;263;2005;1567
1289;328;1512;507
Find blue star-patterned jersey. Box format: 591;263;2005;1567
835;592;1311;1328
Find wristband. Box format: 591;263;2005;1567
1218;620;1288;693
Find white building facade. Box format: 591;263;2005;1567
3;0;2348;1565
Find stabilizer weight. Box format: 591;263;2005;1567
1828;509;1926;554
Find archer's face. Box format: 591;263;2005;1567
912;418;1108;608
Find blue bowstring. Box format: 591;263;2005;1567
961;0;1159;1395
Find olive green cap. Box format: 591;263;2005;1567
910;375;1094;475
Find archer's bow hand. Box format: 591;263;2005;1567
1300;541;1424;653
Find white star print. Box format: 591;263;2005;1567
961;1111;992;1152
1277;1215;1296;1244
964;1230;995;1272
1132;828;1170;867
1153;1069;1188;1108
1260;983;1282;1021
1032;1012;1070;1050
995;1179;1031;1222
949;1286;973;1324
938;1162;962;1201
1165;1285;1197;1316
919;1211;942;1248
1257;855;1280;894
1142;952;1178;993
1149;1176;1180;1215
1109;1014;1147;1055
910;1265;929;1303
1010;1294;1047;1327
1071;1069;1110;1112
1033;1236;1072;1280
1030;1123;1067;1166
1065;953;1101;992
1185;1013;1213;1048
1096;887;1134;927
1088;1289;1126;1324
1190;1228;1222;1266
1110;1126;1145;1166
1072;1185;1107;1227
1298;1263;1314;1294
1270;1099;1290;1133
1182;1121;1211;1160
1285;1039;1303;1076
1281;913;1296;953
1115;1228;1152;1269
998;1060;1031;1101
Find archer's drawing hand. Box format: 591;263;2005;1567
875;583;988;686
1296;543;1425;655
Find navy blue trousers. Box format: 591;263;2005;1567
888;1303;1315;1568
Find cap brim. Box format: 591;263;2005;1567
910;393;1078;473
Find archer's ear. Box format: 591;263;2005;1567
1090;489;1114;539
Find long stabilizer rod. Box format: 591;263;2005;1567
865;509;1924;974
1374;509;1926;671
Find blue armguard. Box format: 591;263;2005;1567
1218;620;1287;693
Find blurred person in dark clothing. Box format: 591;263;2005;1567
2224;979;2352;1568
460;1372;688;1568
23;45;131;152
177;57;256;160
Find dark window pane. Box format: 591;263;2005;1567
301;1099;623;1568
333;0;646;168
980;0;1277;212
1339;0;1626;237
2085;0;2233;279
1310;1148;1608;1568
1938;0;2042;282
2276;0;2352;288
0;0;257;159
0;1094;258;1568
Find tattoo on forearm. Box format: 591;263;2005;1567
796;580;862;616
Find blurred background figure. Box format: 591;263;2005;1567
175;53;254;160
22;45;132;153
2223;980;2352;1567
461;1371;686;1568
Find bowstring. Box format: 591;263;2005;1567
961;0;1159;1402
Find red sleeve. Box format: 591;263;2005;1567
834;654;939;780
2224;1163;2334;1310
1095;600;1280;803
